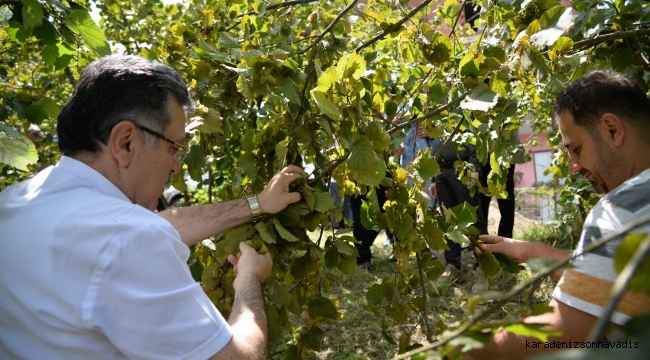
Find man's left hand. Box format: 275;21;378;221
257;165;308;214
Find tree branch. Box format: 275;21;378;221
356;0;434;53
390;91;469;134
267;0;318;11
573;28;650;52
416;252;434;343
308;153;350;186
433;114;465;162
298;0;359;55
393;214;650;360
587;233;650;341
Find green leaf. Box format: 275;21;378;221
494;253;525;274
427;82;447;104
274;139;288;171
273;219;300;242
365;123;391;150
184;145;205;169
450;202;478;230
529;7;575;49
324;245;339;269
279;77;300;104
300;326;324;351
421;217;449;251
338;255;357;274
22;0;43;29
336;52;366;80
366;283;382;305
347;137;386;187
315;66;339;93
65;10;111;57
335;239;358;257
0;125;38;171
266;279;291;305
416;157;439;181
42;43;59;66
459;52;484;77
224;225;249;255
613;234;650;295
197;109;223;134
255;222;276;244
460;83;499;112
312;90;342;121
239;152;256;178
311;297;338;320
218;31;240;49
477;251;502;289
503;323;561;342
25;104;48;125
313;191;335;213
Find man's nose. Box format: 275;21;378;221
569;160;582;175
171;157;181;174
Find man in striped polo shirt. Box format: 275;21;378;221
467;71;650;358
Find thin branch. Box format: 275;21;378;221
390;91;470;134
308;153;350;186
429;113;466;163
573;28;650;52
267;0;318;11
416;252;434;343
587;233;650;341
448;0;469;39
393;214;650;359
298;0;359;55
356;0;434;52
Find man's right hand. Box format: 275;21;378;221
416;123;428;138
428;182;437;199
478;235;531;263
257;165;308;215
228;242;272;288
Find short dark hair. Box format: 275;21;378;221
552;71;650;139
57;55;191;156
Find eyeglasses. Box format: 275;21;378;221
133;123;189;162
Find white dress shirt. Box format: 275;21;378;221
0;156;232;359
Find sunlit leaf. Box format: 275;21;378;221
0;126;38;171
503;323;561;342
65;10;111;57
613;233;650;295
273;219;300;242
255;222;276;244
312;90;342;121
22;0;43;29
461;83;499;112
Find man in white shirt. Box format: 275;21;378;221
0;55;307;359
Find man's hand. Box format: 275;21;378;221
228;242;272;288
428;182;437;199
257;165;308;214
395;145;405;157
416;123;428;138
478;235;531;263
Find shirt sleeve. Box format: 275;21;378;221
87;221;232;360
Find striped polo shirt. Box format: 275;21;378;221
553;168;650;325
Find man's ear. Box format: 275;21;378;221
109;121;138;168
599;113;625;147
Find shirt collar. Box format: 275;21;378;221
55;156;132;203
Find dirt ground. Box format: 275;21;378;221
485;197;535;236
